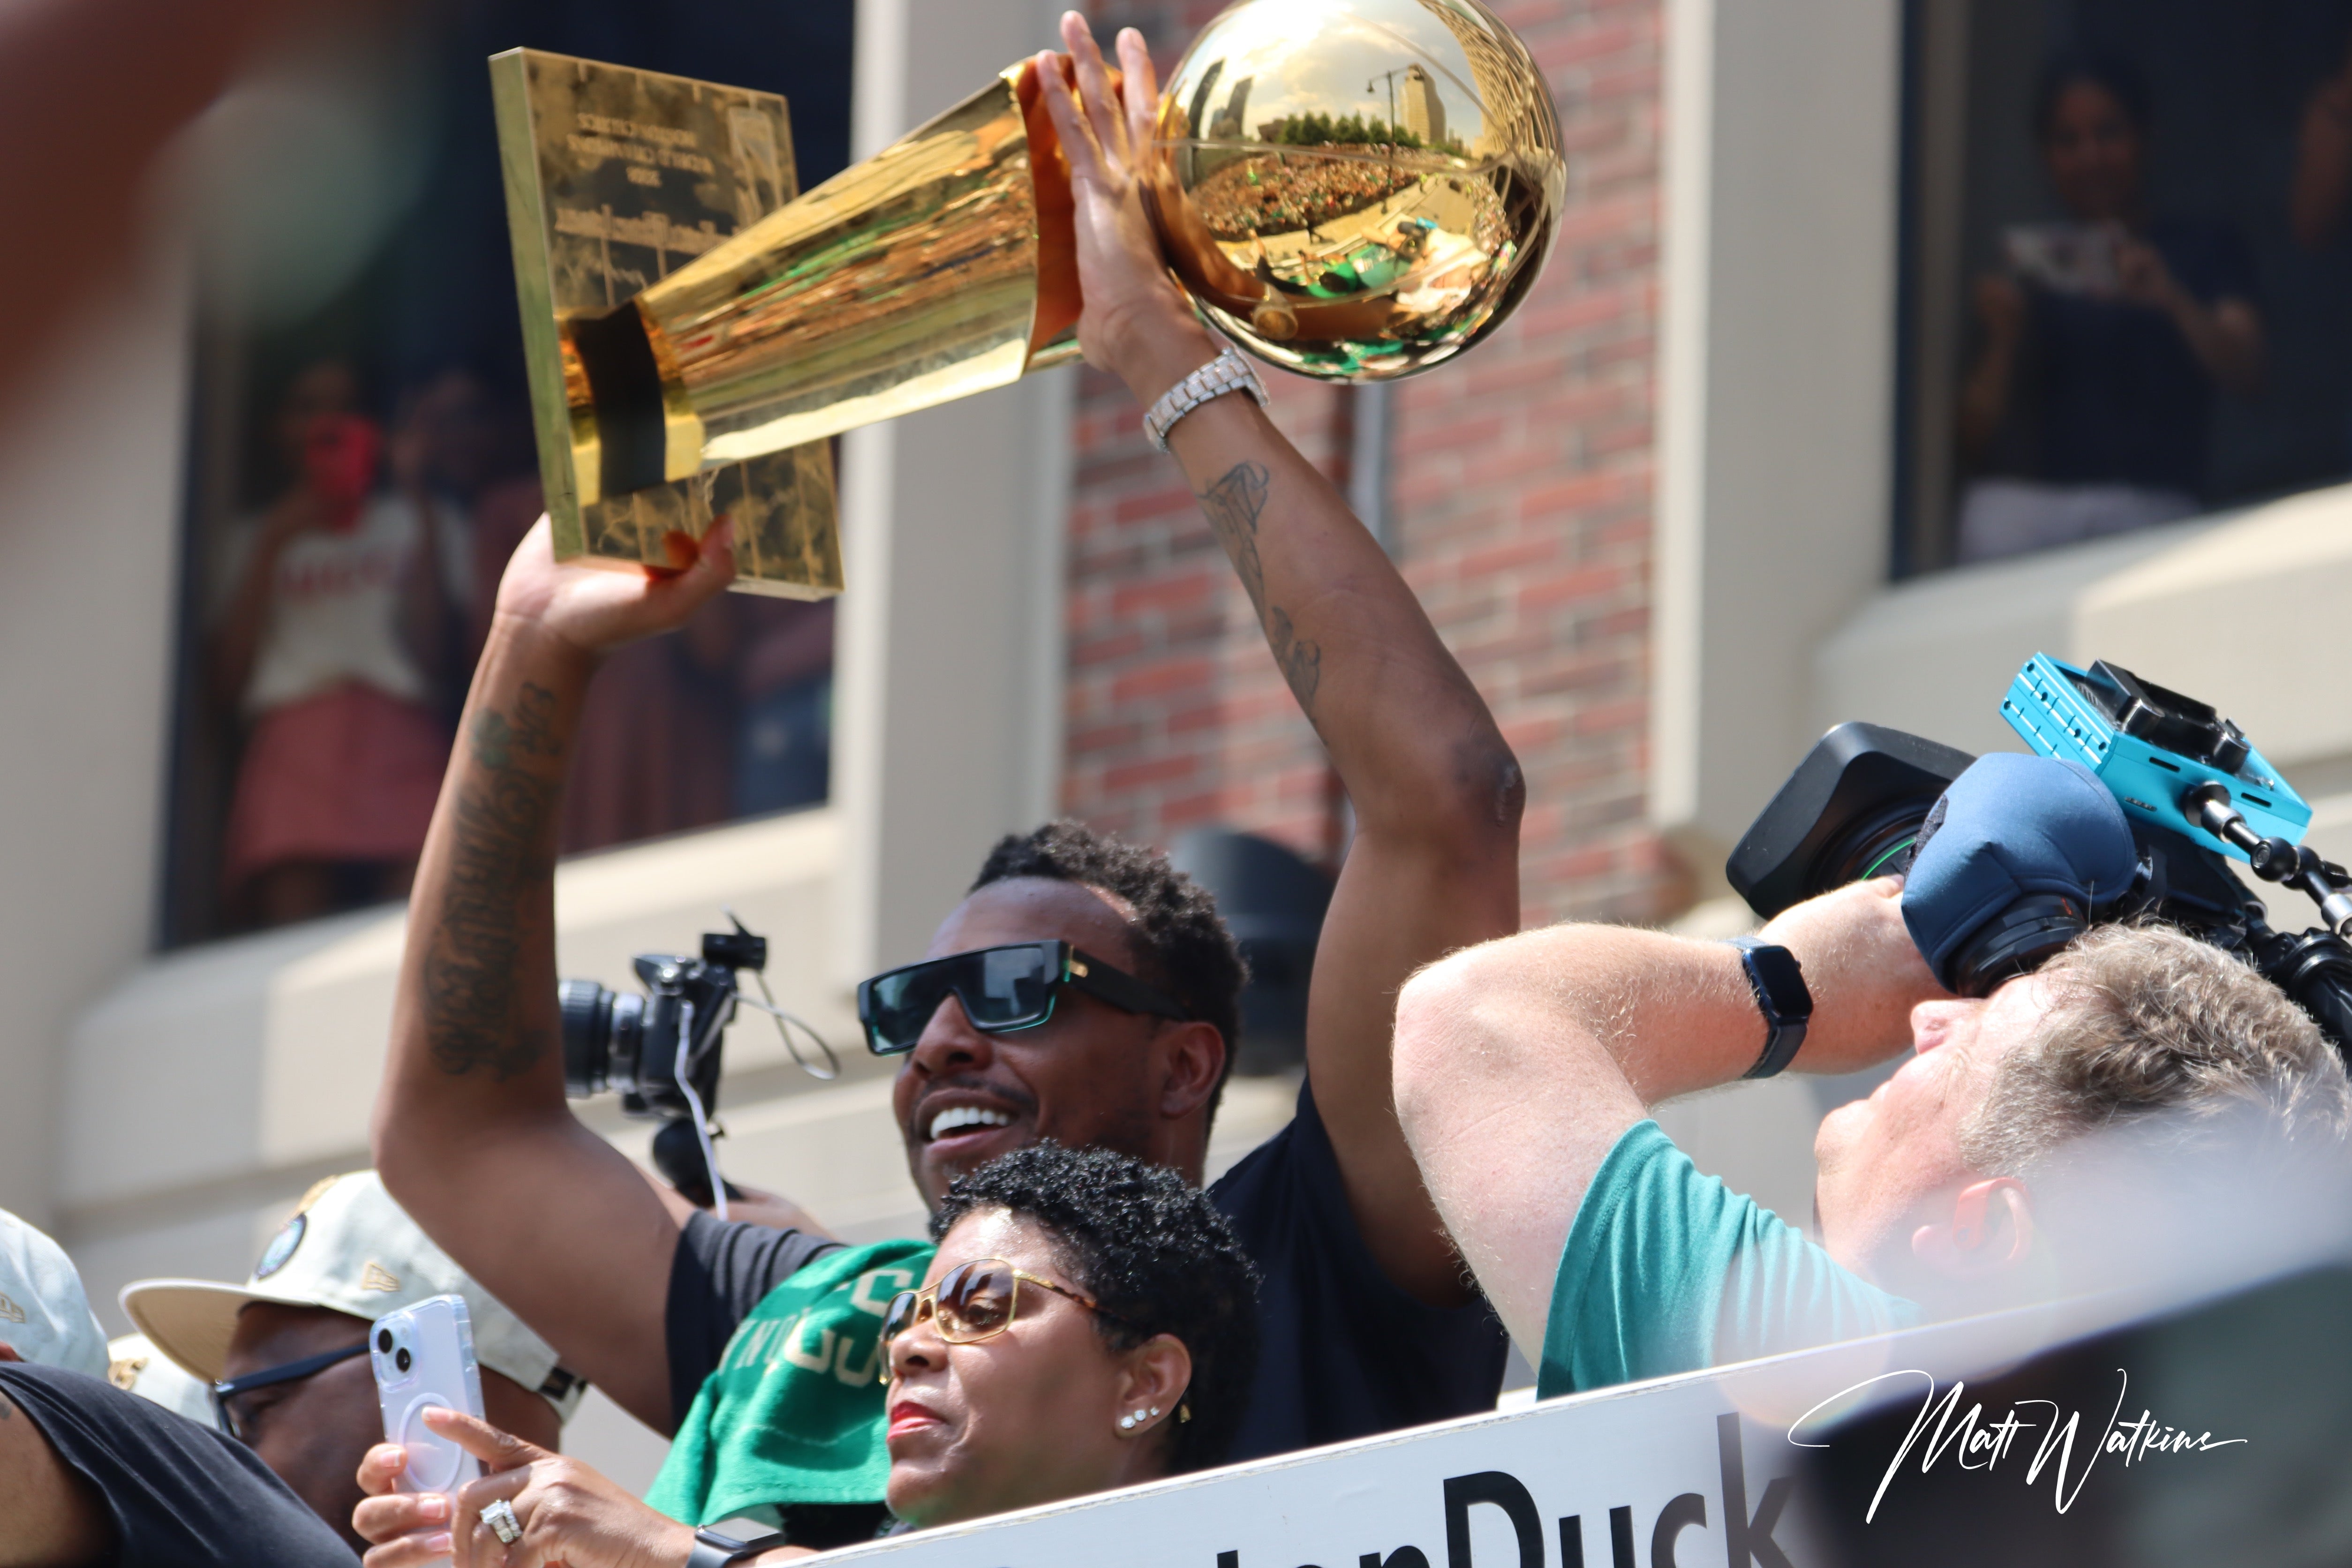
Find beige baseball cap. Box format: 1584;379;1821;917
121;1171;585;1421
106;1331;213;1425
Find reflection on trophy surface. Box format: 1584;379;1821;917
499;0;1563;573
1152;0;1564;378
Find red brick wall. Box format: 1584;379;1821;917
1064;0;1690;928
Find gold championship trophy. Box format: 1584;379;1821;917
494;0;1565;595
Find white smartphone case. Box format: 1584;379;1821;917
371;1294;487;1497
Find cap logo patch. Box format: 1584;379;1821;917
360;1261;401;1293
0;1291;23;1324
254;1213;306;1280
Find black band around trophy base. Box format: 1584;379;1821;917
570;301;671;499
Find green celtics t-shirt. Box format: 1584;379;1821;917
648;1236;935;1528
1537;1120;1918;1398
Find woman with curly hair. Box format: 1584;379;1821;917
353;1144;1259;1565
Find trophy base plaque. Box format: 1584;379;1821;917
491;48;841;598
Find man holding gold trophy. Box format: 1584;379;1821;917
366;3;1562;1561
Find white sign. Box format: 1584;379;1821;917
814;1291;2270;1568
826;1355;1852;1568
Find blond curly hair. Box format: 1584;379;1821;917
1959;922;2352;1178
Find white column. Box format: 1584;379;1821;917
1651;0;1906;885
833;0;1076;982
0;251;189;1221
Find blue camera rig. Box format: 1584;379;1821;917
2003;653;2351;935
2002;654;2308;855
1729;652;2352;1056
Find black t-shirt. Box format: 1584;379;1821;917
0;1362;358;1568
2025;217;2258;497
667;1081;1507;1469
1206;1083;1509;1461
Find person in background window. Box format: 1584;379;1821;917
1955;52;2262;565
209;359;471;927
2292;37;2352;251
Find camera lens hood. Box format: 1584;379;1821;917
1727;723;1976;919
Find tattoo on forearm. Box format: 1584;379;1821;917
424;682;562;1080
1199;461;1271;609
1267;609;1322;710
1199;460;1325;712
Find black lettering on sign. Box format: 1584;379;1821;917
1442;1472;1543;1568
1716;1413;1795;1568
1557;1517;1583;1568
1606;1507;1634;1568
1362;1548;1432;1568
1650;1493;1705;1568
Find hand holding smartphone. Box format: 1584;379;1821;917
2003;222;2120;296
371;1294;486;1500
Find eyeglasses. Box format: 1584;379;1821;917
876;1256;1134;1383
210;1341;370;1442
857;941;1189;1055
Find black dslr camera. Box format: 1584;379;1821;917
1730;655;2352;1060
558;914;836;1212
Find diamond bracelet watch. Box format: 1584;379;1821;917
1142;346;1269;452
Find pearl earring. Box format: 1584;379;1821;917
1118;1414;1134;1431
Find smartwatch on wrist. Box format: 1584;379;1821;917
689;1529;790;1568
1725;937;1812;1079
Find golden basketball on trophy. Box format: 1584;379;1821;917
494;0;1565;591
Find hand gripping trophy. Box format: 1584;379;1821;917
493;0;1565;592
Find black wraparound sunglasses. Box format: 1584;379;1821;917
857;941;1190;1055
210;1341;369;1442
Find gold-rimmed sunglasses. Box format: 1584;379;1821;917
876;1256;1135;1384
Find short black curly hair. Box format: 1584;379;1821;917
930;1143;1261;1473
972;822;1247;1117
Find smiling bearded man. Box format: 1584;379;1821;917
368;14;1523;1548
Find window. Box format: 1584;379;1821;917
163;1;855;944
1900;0;2352;573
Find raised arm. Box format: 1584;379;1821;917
1392;877;1935;1349
1041;19;1523;1306
372;519;741;1432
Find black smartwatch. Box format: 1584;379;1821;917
1725;937;1812;1079
688;1529;790;1568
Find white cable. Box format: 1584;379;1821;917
721;904;840;1081
673;997;728;1222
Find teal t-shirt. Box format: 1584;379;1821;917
1537;1120;1918;1398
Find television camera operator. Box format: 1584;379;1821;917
1396;748;2352;1400
371;15;1522;1540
